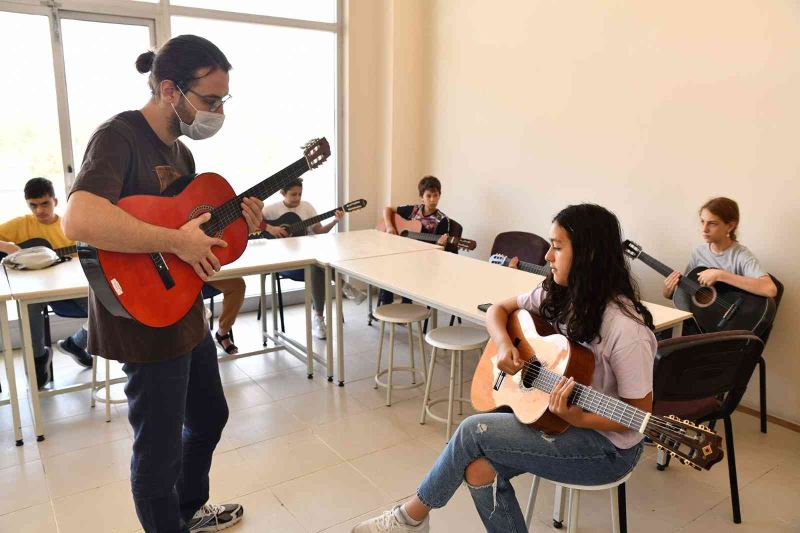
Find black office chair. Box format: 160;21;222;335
652;330;764;524
490;231;549;265
755;274;783;433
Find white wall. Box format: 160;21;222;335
419;0;800;422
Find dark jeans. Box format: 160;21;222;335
377;289;411;306
29;298;88;359
123;333;228;533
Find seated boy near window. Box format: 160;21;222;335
0;178;92;389
378;175;450;306
261;177;365;340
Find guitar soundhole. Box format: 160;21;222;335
190;204;223;239
520;360;541;389
692;285;717;308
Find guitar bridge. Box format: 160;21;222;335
150;253;176;290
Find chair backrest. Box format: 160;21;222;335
653;330;764;420
445;218;464;254
490;231;549;265
759;273;784;345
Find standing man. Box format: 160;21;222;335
63;35;262;532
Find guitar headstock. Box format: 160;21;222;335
645;414;724;471
489;253;511;267
622;239;642;260
302;137;331;169
343;199;367;212
449;236;477;251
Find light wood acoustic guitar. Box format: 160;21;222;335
471;309;724;471
376;214;477;251
79;138;330;328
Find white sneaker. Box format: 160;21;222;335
343;282;367;305
352;506;429;533
312;315;327;340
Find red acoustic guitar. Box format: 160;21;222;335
78;138;330;328
471;310;724;471
376;214;477;251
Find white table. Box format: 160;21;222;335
331;249;693;383
4;240;320;441
308;230;439;383
0;273;23;445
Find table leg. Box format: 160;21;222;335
18;303;44;441
431;308;438;330
335;270;345;386
325;266;334;381
367;283;373;325
0;303;23;446
304;265;314;379
671;321;683;338
260;274;267;346
270;273;279;343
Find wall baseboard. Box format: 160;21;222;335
736;405;800;434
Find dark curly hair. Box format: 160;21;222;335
539;204;654;343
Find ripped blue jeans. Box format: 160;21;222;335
416;412;643;533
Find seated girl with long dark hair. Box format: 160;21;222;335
353;203;656;533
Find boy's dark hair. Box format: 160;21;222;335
24;177;55;199
135;35;232;96
281;177;304;194
539;203;654;344
418;175;441;196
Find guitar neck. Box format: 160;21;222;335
404;231;442;244
530;365;648;432
54;245;78;256
289;207;340;234
204;157;310;235
517;260;550;276
635;250;676;278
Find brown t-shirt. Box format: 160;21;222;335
70;110;206;363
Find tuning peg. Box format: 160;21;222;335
670;452;677;458
692;465;702;471
656;445;663;451
699;425;709;431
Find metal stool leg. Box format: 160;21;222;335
386;323;396;406
456;350;463;415
90;354;98;408
446;350;457;439
417;320;427;381
553;484;566;528
567;489;580;533
408;322;416;385
104;357;112;422
524;475;541;528
420;346;437;424
374;321;386;389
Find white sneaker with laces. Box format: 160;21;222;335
351;506;429;533
188;502;244;531
312;314;327;340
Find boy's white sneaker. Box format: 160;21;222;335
312;315;327;339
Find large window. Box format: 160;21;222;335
0;10;65;218
0;0;339;224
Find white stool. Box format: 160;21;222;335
90;355;126;422
419;326;489;439
524;470;633;532
372;303;431;406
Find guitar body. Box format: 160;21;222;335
376;214;423;234
81;172;248;328
263;212;304;238
471;310;594;434
674;266;776;336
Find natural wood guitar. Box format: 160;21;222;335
623;240;776;336
78;138;330;328
376;214;477;251
471;310;724;471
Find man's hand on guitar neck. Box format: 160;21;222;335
174;212;227;281
240;197;264;233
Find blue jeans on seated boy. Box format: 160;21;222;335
416;412;642;533
29;298;92;387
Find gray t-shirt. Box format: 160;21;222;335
517;286;656;449
686;242;767;279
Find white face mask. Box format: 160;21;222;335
172;86;225;140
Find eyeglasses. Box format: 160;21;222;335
185;88;232;112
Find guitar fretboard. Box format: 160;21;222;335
288;207;341;234
202;157;310;236
403;231;446;244
54;245;78;256
523;363;648;432
516;259;550;276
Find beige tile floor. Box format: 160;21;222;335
0;300;798;532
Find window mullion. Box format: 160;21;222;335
46;1;77;190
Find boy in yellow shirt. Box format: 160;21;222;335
0;178;93;389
